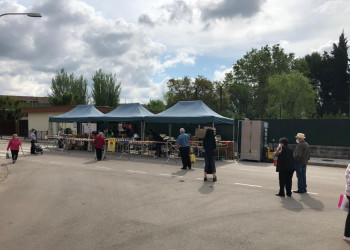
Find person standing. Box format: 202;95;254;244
149;129;163;157
7;134;22;164
58;128;64;148
275;138;295;197
343;164;350;242
30;129;37;155
94;132;106;161
203;129;217;182
177;128;191;170
293;133;310;194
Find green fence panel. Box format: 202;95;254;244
263;119;350;147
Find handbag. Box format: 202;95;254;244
338;194;349;212
190;153;196;164
6;151;10;159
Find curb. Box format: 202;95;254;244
308;161;347;168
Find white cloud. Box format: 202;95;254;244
1;0;350;105
214;66;232;82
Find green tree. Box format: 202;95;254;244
266;71;317;118
232;44;295;118
92;69;121;107
49;68;88;105
144;99;166;113
164;75;221;111
192;76;218;110
164;76;193;108
304;31;350;116
0;96;22;120
329;31;350;115
224;72;253;117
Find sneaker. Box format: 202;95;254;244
275;193;285;197
204;178;207;181
181;167;187;170
343;237;350;242
213;177;217;182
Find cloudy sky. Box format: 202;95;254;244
0;0;349;103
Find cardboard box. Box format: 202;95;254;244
195;129;206;138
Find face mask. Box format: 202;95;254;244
15;137;18;139
296;139;299;144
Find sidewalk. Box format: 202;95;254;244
309;157;349;168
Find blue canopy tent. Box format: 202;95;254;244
100;103;154;122
144;101;234;139
99;103;155;140
49;104;104;123
49;105;105;150
144;101;234;124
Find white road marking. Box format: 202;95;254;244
49;162;61;164
196;178;203;180
307;192;319;195
238;169;260;172
235;183;262;188
127;170;147;174
160;173;183;178
96;166;112;170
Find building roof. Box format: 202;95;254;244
21;105;114;114
0;95;50;103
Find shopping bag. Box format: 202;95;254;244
190;153;196;164
6;151;10;159
273;156;278;166
338;194;349;212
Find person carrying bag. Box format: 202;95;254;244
7;134;22;164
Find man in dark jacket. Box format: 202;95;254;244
293;133;310;194
275;137;295;197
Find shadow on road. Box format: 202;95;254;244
299;193;324;211
198;181;215;194
280;197;304;212
84;160;97;165
171;168;192;177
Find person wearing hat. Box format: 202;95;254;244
293;133;310;193
7;134;22;164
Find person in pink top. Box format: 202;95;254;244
344;164;350;242
7;134;22;164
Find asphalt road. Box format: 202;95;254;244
0;148;349;250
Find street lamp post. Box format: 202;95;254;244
0;13;42;18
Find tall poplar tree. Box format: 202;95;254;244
91;69;121;107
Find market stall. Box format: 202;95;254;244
98;103;154;140
144;100;235;159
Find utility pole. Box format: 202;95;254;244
219;85;223;113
